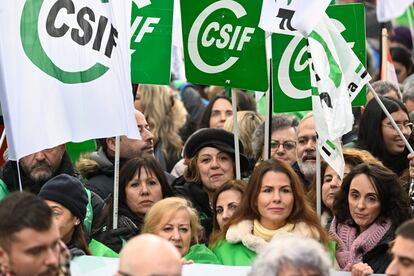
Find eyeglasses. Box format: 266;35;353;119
270;140;296;151
382;122;414;132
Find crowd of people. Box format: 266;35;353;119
2;1;414;276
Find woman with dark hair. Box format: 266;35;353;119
96;157;174;252
39;174;117;258
198;95;233;129
209;180;246;248
390;46;413;83
307;148;381;229
358;96;414;176
330;163;412;274
212;159;329;266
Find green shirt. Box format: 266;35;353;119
213;240;256;266
184;244;220;264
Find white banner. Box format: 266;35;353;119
0;0;139;160
377;0;414;22
308;14;371;178
259;0;330;37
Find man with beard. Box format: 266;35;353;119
0;144;104;234
78;109;175;200
292;113;317;189
0;192;70;276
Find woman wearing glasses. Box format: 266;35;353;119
358;96;414;176
252;115;299;165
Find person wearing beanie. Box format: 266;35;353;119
172;128;249;240
39;174;118;258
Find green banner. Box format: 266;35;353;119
130;0;173;84
272;3;366;112
181;0;268;91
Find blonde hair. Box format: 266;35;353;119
142;197;202;243
223;111;264;158
137;84;187;161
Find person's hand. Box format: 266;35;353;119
408;153;414;179
351;262;373;276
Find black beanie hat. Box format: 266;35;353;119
183;128;249;172
38;174;88;222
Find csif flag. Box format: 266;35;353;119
307;14;371;178
259;0;330;37
0;0;139;160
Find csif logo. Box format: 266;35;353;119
188;0;255;74
20;0;119;84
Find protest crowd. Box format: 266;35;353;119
2;0;414;276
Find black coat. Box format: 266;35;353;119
173;175;212;241
362;227;394;273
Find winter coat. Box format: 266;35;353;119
173;176;212;240
93;203;142;253
0;152;105;234
213;220;321;266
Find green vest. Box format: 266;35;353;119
213;240;256;266
184;244;220;264
88;239;119;258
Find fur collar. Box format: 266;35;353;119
226;220;320;253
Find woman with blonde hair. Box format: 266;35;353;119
223;111;264;159
135;84;187;172
142;197;219;264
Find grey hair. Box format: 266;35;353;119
248;234;331;276
403;80;414;102
251;115;298;161
371;80;400;100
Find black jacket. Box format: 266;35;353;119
173;176;212;240
362;226;394;273
0;152;105;232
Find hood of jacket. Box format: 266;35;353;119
226;220;320;253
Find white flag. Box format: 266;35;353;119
259;0;330;37
377;0;414;22
307;14;371;178
0;0;139;160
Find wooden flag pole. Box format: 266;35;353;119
226;81;241;180
113;136;121;229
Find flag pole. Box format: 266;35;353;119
381;28;388;81
381;28;403;98
316;139;321;217
264;59;272;161
0;129;6;151
227;81;241;180
113;136;121;229
367;83;414;155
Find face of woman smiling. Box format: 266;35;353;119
197;147;234;195
257;171;294;230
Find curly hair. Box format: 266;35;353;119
333;162;412;228
137;84;187;166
